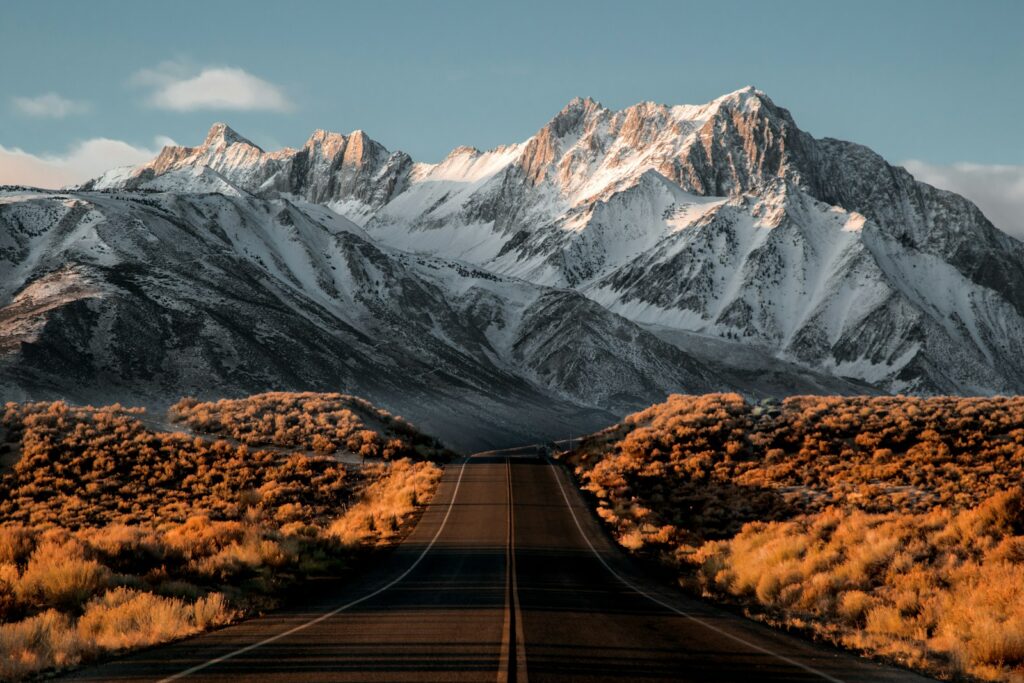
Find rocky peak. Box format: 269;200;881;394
303;129;348;159
617;101;675;147
447;145;482;158
548;97;605;138
703;86;776;118
203;122;260;151
518;98;607;186
305;128;346;145
342;130;372;166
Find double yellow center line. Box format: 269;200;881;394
497;455;528;683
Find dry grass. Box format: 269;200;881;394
76;587;235;650
0;609;82;680
565;393;1024;681
329;459;442;546
0;394;445;679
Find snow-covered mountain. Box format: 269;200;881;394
0;187;756;449
5;86;1021;444
87;123;411;221
360;88;1024;394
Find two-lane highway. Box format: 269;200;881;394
65;449;932;682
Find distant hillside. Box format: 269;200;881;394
562;394;1024;681
169;392;452;463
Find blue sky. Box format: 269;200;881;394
1;0;1022;230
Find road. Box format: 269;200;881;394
65;448;932;682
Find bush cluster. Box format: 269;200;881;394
688;491;1024;680
0;401;349;528
0;396;442;679
169;392;450;461
566;393;1024;681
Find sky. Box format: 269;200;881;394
1;0;1022;233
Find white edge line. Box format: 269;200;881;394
157;457;471;683
547;458;846;683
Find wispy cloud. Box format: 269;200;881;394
12;92;91;118
132;61;292;112
903;160;1024;240
0;136;174;189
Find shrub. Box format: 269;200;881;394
192;592;235;630
565;394;1024;681
0;394;444;680
16;542;109;612
0;609;83;679
77;588;196;650
837;590;872;626
0;527;34;566
328;460;441;546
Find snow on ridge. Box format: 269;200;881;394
62;87;1024;397
414;143;526;184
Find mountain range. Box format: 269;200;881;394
2;87;1020;448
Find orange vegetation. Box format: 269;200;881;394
169;392;450;462
0;401;348;528
565;393;1024;681
0;395;444;679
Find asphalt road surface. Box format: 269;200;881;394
65;448;933;682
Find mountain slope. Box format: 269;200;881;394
87;88;1024;394
23;85;1024;408
86;87;1020;395
363;89;1024;393
0;187;732;450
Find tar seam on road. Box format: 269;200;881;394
498;457;528;683
546;457;847;683
155;456;472;683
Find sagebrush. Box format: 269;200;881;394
566;393;1024;681
0;395;444;679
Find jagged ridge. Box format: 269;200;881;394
31;86;1024;404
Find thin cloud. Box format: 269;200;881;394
0;136;173;189
903;160;1024;240
12;92;91;118
133;62;293;112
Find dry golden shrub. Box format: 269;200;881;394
0;527;33;566
76;588;197;650
168;392;451;462
329;459;442;546
567;394;1024;681
0;609;83;679
16;540;109;612
191;592;235;630
0;394;445;680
